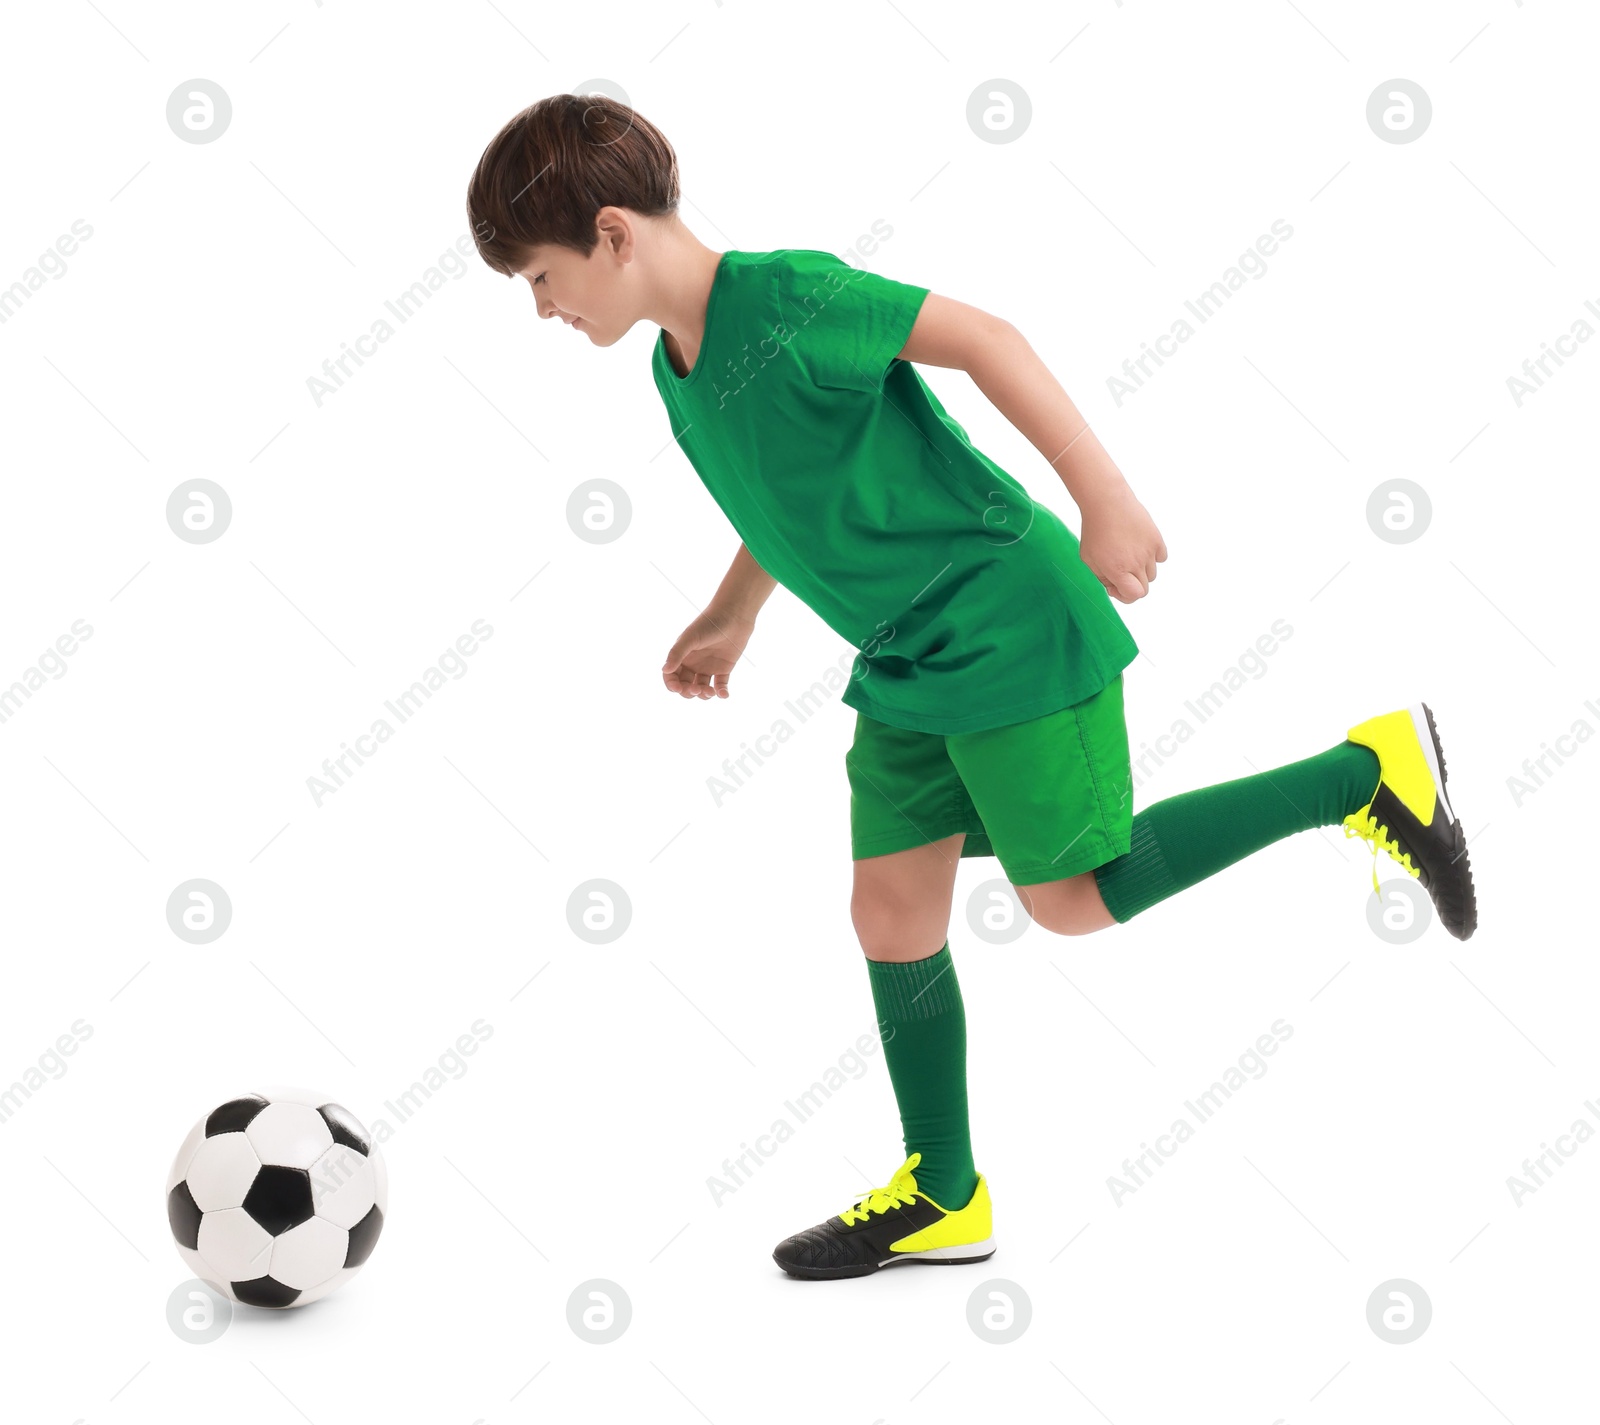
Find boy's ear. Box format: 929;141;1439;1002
594;206;637;263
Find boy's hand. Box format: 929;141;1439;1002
661;608;755;699
1078;482;1168;603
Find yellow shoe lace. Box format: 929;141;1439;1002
838;1155;920;1225
1341;806;1421;894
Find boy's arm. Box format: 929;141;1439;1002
898;295;1166;603
661;542;777;700
710;540;778;618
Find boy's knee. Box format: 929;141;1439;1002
850;898;890;955
852;890;942;960
1016;878;1114;937
1031;903;1107;937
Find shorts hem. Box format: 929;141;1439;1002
850;821;981;862
1001;829;1131;886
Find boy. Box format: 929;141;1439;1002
467;94;1477;1281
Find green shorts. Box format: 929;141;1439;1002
846;673;1133;884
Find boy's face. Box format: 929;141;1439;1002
515;242;626;346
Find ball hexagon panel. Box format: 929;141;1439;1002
307;1142;376;1230
245;1102;333;1170
166;1118;206;1194
185;1132;261;1212
294;1263;362;1308
173;1242;215;1287
270;1216;349;1291
254;1084;332;1108
196;1207;273;1281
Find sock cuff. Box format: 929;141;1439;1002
1338;739;1383;818
867;942;961;1021
1093;814;1178;922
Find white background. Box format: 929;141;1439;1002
2;0;1596;1421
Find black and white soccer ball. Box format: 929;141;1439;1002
165;1086;387;1309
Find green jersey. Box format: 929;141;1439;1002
650;247;1137;734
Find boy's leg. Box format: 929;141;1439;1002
1019;740;1379;933
851;833;978;1211
1021;704;1477;939
772;718;997;1280
1089;740;1379;922
948;669;1475;939
772;832;995;1280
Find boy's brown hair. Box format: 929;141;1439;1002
467;94;681;277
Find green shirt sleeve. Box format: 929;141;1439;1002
777;249;930;395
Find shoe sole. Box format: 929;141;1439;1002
1409;702;1456;825
1414;701;1478;940
775;1238;997;1281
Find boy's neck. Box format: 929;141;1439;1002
646;224;725;363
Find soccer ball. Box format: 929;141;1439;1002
165;1086;387;1309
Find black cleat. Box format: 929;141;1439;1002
772;1153;995;1281
1343;702;1478;940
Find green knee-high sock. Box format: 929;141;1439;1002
1094;740;1381;922
865;942;978;1210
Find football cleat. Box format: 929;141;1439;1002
772;1153;995;1281
1342;702;1477;940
